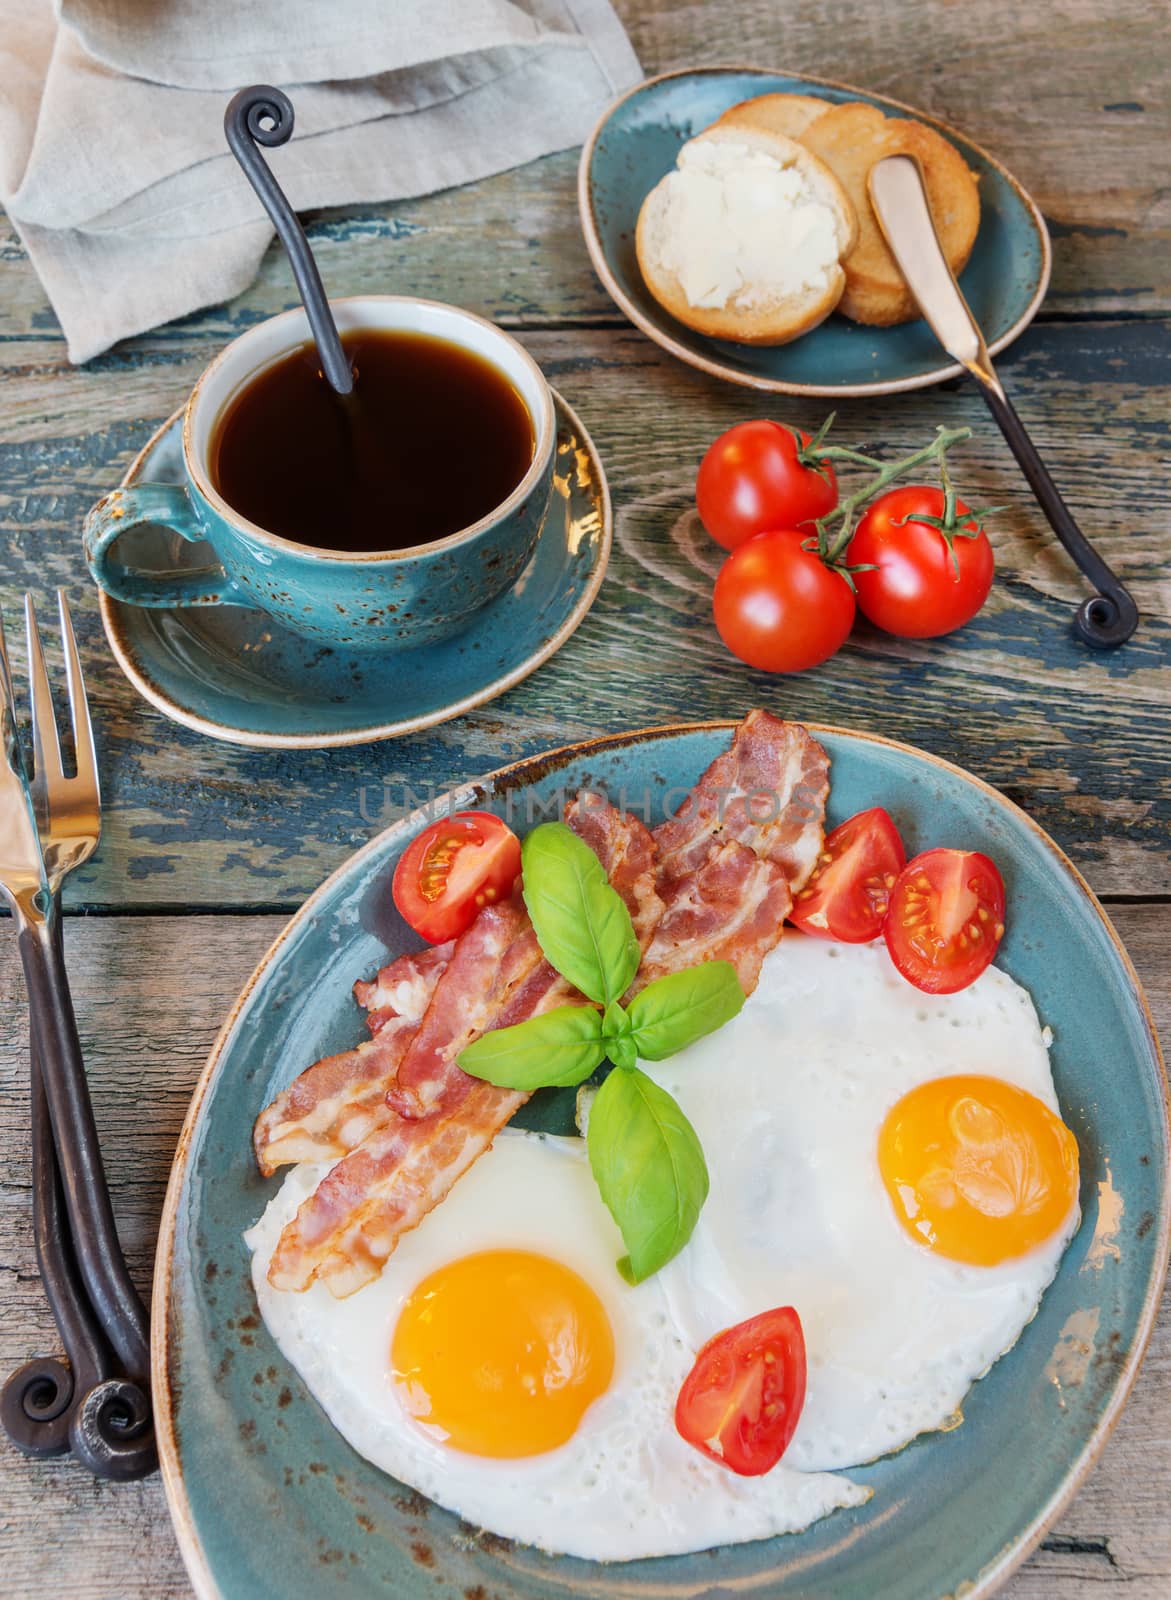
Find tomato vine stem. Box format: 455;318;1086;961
815;425;973;565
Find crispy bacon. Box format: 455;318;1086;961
353;942;454;1037
252;951;448;1176
386;898;540;1117
564;790;664;950
265;797;662;1294
639;840;793;995
267;1078;527;1296
654;710;829;892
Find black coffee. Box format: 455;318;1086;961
209;327;535;553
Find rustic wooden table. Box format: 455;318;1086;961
1;2;1168;1595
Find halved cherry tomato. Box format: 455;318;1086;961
884;847;1006;994
790;807;906;942
392;811;521;944
697;421;839;551
674;1306;807;1477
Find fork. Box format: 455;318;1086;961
0;593;155;1478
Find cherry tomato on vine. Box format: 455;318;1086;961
848;485;994;638
789;807;906;942
884;847;1006;994
675;1306;807;1476
393;811;521;943
712;527;855;673
697;421;839;551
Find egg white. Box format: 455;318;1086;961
246;1130;867;1561
645;934;1081;1472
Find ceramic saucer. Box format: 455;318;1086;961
580;66;1051;397
97;390;610;749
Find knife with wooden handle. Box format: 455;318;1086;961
867;153;1138;649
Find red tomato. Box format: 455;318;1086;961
675;1306;807;1477
848;485;994;638
884;848;1006;994
697;421;838;551
392;811;521;944
790;806;907;942
713;528;855;673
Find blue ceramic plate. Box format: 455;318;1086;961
579;67;1051;395
96;391;609;749
154;722;1167;1600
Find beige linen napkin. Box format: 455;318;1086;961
0;0;640;361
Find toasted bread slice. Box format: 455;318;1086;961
712;92;831;143
635;123;857;346
797;101;980;325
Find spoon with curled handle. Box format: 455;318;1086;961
225;84;355;397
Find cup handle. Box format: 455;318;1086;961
83;484;248;609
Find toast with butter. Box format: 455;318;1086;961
635;123;857;345
790;101;980;325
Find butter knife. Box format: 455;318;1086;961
868;153;1138;649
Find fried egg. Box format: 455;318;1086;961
246;932;1078;1559
644;934;1080;1472
246;1130;867;1561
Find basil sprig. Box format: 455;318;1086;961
458;821;744;1282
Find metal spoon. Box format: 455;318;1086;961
225;85;354;396
868;154;1138;649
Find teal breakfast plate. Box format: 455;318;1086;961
96;390;609;749
153;721;1168;1600
579;67;1051;396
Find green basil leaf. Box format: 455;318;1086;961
587;1066;708;1283
521;822;640;1004
625;961;745;1060
601;999;635;1068
458;1004;606;1090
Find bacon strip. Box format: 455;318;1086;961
354;942;454;1037
267;1078;526;1296
266;797;663;1295
638;840;793;995
654;710;829;892
252;951;448;1176
638;712;828;999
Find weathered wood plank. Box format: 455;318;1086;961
0;905;1167;1597
0;0;1169;347
0;322;1167;909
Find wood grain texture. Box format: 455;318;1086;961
0;907;1166;1598
1;323;1168;909
0;0;1168;1591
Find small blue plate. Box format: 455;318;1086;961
579;67;1051;395
96;391;610;749
154;722;1168;1600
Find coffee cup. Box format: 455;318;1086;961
83;296;556;651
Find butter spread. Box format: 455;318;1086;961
648;139;841;310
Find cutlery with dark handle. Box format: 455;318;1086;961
867;154;1139;649
0;594;155;1478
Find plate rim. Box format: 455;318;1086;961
578;64;1054;397
152;718;1169;1600
96;390;611;751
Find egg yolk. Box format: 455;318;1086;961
390;1249;614;1458
877;1074;1079;1265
